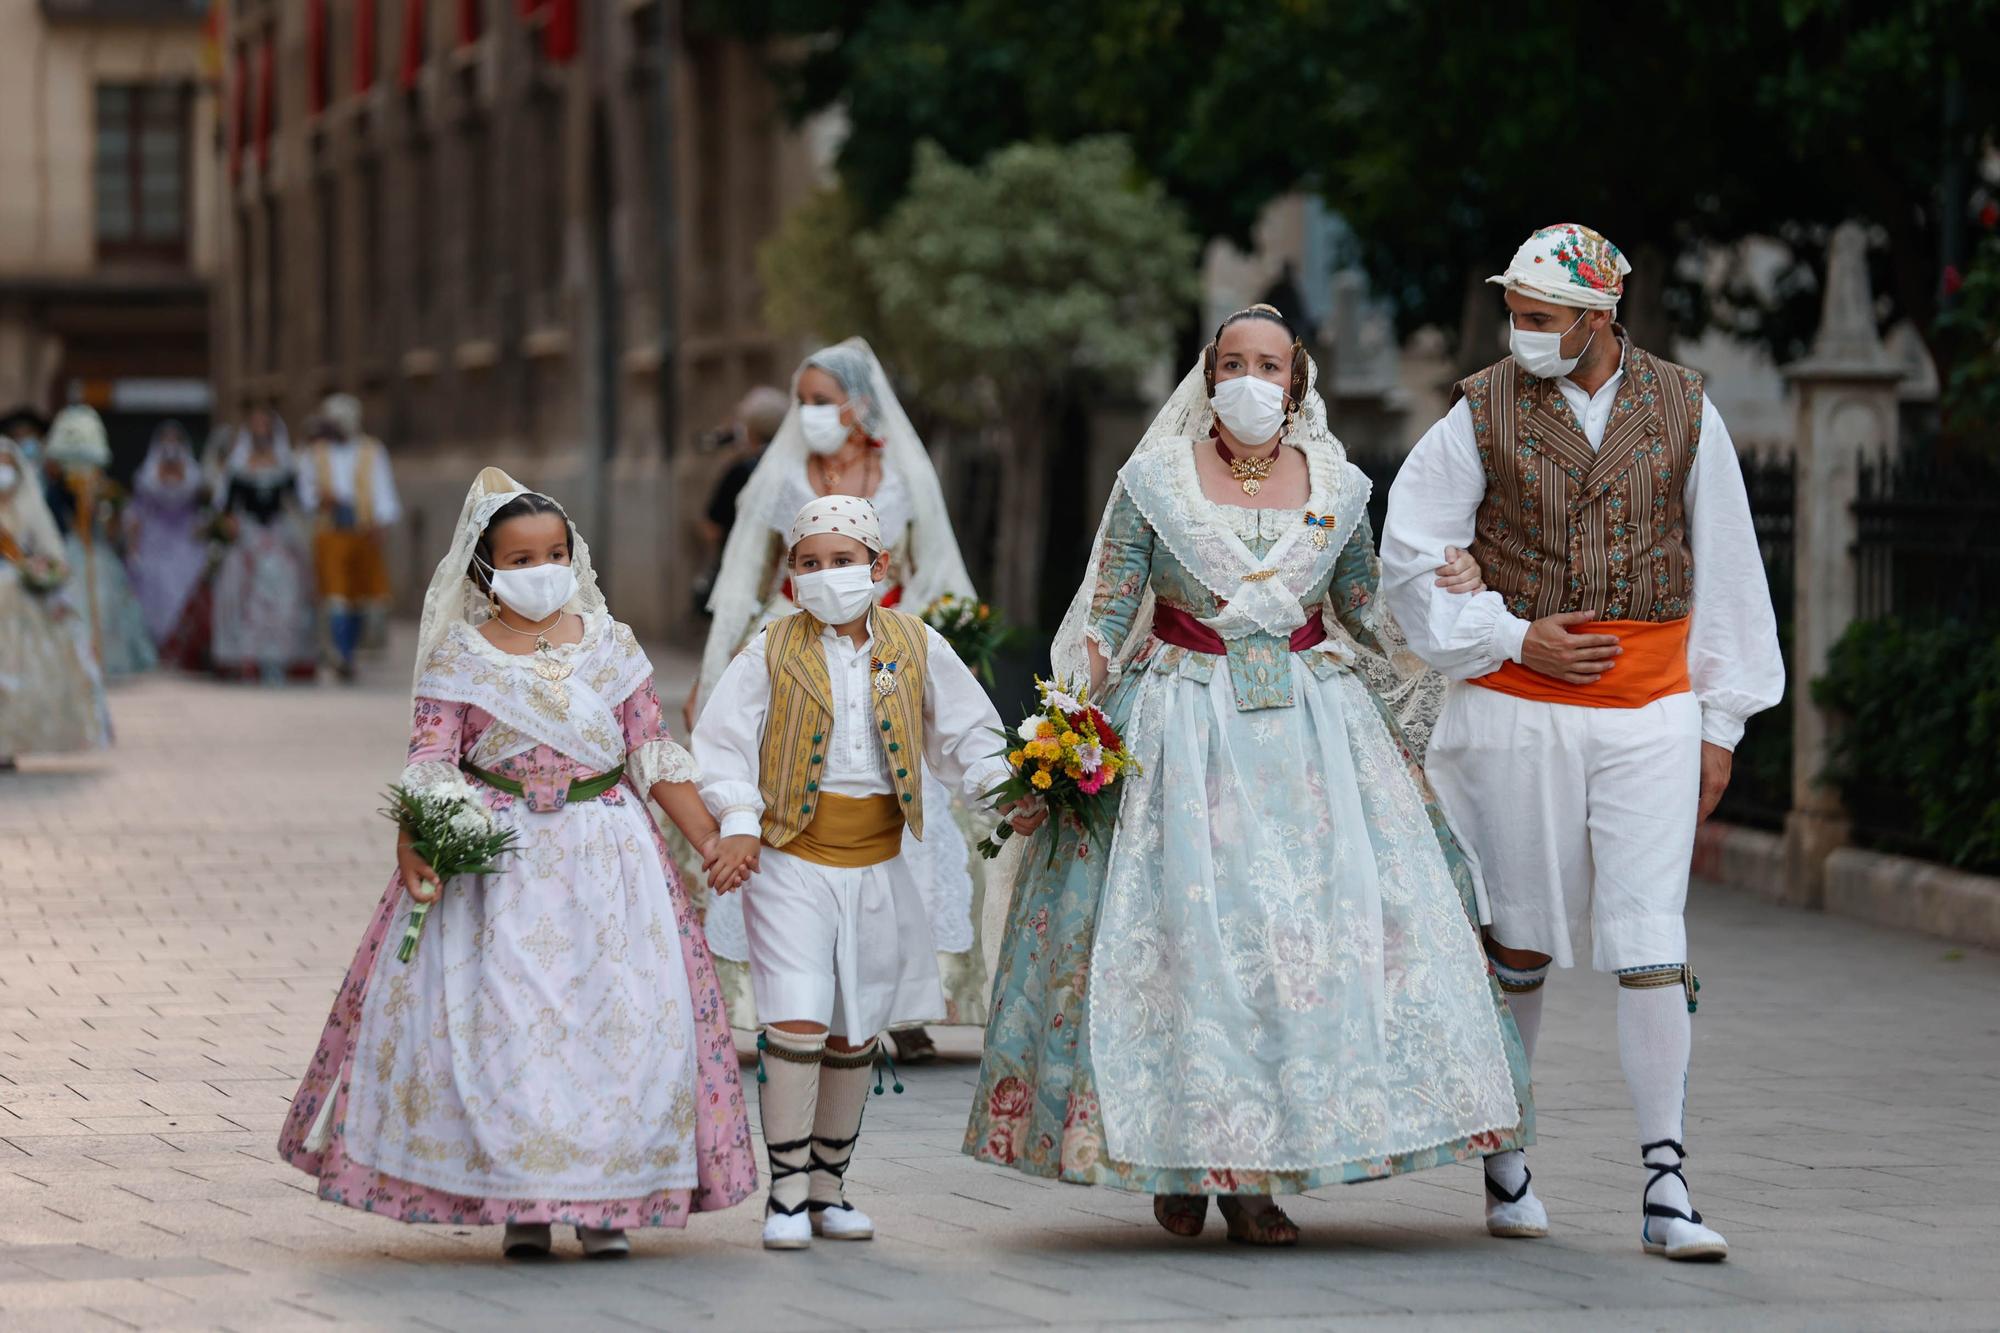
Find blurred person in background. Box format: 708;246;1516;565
44;405;155;679
125;421;211;663
211;407;317;684
0;435;109;766
298;393;401;682
693;385;789;617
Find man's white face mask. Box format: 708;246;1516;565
1509;308;1595;379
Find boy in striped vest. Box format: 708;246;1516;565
695;495;1041;1251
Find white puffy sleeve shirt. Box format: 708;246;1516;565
1381;377;1784;751
296;439;402;526
694;621;1014;841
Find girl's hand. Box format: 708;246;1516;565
1001;798;1047;836
708;834;760;896
695;829;722;873
1434;546;1485;595
396;831;443;904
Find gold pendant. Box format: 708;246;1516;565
873;667;899;698
533;646;572;682
1240;477;1262;497
1309;527;1328;550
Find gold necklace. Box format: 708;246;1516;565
1214;433;1280;497
491;610;565;654
818;447;865;493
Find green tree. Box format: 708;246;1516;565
757;137;1200;622
705;0;2000;371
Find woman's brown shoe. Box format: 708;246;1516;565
1218;1195;1299;1246
1152;1193;1208;1238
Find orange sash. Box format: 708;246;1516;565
1472;617;1691;710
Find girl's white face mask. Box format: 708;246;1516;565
485;561;577;622
799;404;849;456
1210;374;1288;446
792;563;879;625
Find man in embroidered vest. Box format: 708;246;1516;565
1381;224;1783;1262
298;393;400;681
695;494;1039;1252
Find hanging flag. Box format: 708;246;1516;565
400;0;428;90
543;0;576;63
518;0;545;17
201;0;226;81
254;33;273;171
307;0;327;114
457;0;481;45
355;0;377;93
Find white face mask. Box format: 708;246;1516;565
798;404;849;456
1210;374;1288;446
486;561;577;623
1509;309;1595;378
0;463;17;493
792;563;879;625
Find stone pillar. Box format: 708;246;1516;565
1780;222;1903;907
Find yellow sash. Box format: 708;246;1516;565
773;792;903;868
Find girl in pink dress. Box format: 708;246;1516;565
278;468;756;1259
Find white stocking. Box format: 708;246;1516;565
758;1027;826;1217
1618;977;1693;1217
809;1039;878;1211
1485;958;1548;1195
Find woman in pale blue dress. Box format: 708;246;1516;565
965;307;1534;1245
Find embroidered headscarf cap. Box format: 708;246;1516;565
788;494;883;554
1487;222;1631;310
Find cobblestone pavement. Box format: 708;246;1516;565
2;643;1997;1332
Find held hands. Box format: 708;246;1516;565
395;830;443;904
708;834;761;896
1521;610;1622;685
1697;742;1733;825
1434;546;1485;595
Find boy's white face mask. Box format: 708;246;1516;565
792;563;879;624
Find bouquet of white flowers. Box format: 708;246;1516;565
380;775;519;963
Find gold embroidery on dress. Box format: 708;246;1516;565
395;1073;436;1127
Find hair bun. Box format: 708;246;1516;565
1246;302;1285;318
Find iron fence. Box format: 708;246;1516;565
1854;447;2000;622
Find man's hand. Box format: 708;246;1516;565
1001;799;1047;837
1520;611;1622;684
708;834;761;896
1434;546;1485;595
1697;742;1733;825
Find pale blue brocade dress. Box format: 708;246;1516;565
967;440;1533;1194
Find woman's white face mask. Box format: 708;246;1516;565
792;563;879;624
1210;374;1288;446
483;560;577;622
798;404;849;456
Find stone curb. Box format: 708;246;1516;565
1696;821;2000;950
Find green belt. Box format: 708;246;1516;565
459;760;626;804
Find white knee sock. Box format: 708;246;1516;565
1618;976;1694;1217
809;1038;878;1210
758;1027;826;1216
1485;959;1548;1195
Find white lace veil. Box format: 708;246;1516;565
411;467;609;698
135;422;202;506
697;336;972;706
1047;344;1449;759
0;438;64;557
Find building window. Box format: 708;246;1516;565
264;195;284;373
531;88;564;318
95;83;190;262
461;115;490;323
409;132;436;343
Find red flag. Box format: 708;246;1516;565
518;0;544;16
307;0;327;114
400;0;427;90
254;33;273;171
355;0;377;92
457;0;481;45
543;0;575;62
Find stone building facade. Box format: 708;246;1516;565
212;0;821;638
0;0;218;465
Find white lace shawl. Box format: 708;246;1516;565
697;337;971;709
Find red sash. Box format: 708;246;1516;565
1152;602;1326;656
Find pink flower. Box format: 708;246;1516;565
1078;773;1107;796
988;1076;1031;1121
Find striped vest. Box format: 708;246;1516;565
758;605;930;848
1454;340;1704;623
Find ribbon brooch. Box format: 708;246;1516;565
1303;512;1335;550
869;656;900;698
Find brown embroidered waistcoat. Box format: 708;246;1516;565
1453;340;1704;623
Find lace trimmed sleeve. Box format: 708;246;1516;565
400;697;467;791
621;678;698;790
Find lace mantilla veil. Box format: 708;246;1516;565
411;467;609;698
696;337;972;709
1047;349;1449;759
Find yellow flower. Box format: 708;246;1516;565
1037;721;1057;740
1102;769;1117;786
1008;750;1025;769
1059;731;1080;748
1064;764;1083;780
977;604;991;619
1031;770;1053;790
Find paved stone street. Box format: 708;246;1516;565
2;643;1997;1332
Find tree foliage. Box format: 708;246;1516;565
703;0;2000;366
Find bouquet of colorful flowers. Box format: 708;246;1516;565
380;775;520;963
978;676;1137;866
18;553;69;597
922;592;1013;687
